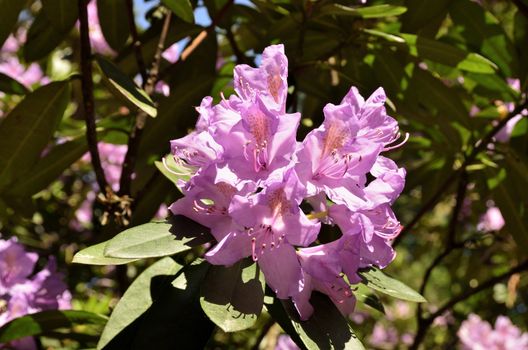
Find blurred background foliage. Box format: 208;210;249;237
0;0;527;349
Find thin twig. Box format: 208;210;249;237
394;100;528;247
125;0;147;85
410;259;528;349
78;0;109;192
118;11;172;197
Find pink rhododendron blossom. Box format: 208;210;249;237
495;78;527;143
477;205;505;232
168;44;406;320
458;314;528;350
0;237;71;349
83;0;115;56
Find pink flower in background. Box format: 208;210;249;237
368;323;399;349
0;237;71;349
0;57;48;87
85;0;114;56
477;205;505;232
495;79;527;143
167;44;406;320
73;142;127;227
275;334;300;350
458;314;528;350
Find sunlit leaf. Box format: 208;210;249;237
104;216;213;259
200;259;265;332
72;241;139;265
358;267;426;302
96;56;157;117
0;310;107;343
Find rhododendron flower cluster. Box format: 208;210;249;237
0;237;71;349
168;44;406;320
458;314;528;350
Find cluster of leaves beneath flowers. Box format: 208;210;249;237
0;0;527;349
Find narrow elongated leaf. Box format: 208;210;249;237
104;216;213;259
0;73;29;95
7;137;87;197
97;0;130;51
200;259;265;332
162;0;194;23
23;11;66;62
96;56;157;117
0;0;26;47
97;257;182;349
320;4;407;18
358;267;426;302
72;242;139;265
0;310;107;343
268;294;365;350
367;30;497;74
0;81;70;191
42;0;78;33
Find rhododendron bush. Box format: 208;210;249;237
0;1;527;349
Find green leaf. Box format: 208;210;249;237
7;137;87;197
96;56;157;117
72;241;139;265
358;267;427;303
449;0;519;77
0;81;70;191
41;0;78;33
98;257;182;349
268;294;365;350
200;259;265;332
96;0;130;51
320;4;407;18
154;156;193;187
0;73;29;95
162;0;194;23
0;310;107;343
123;260;214;349
368;31;497;74
104;216;213;259
23;11;66;62
0;0;26;48
352;283;385;314
401;0;452;33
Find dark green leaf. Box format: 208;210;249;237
368;31;497;74
104;216;213;259
358;267;426;302
449;0;519;77
0;73;29;95
200;259;265;332
320;4;407;18
0;310;107;343
98;257;183;349
23;11;67;62
7;137;87;197
401;0;452;33
96;56;157;117
268;294;365;350
42;0;79;33
72;242;139;265
97;0;130;51
0;0;26;48
162;0;194;23
126;260;214;350
0;81;70;191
